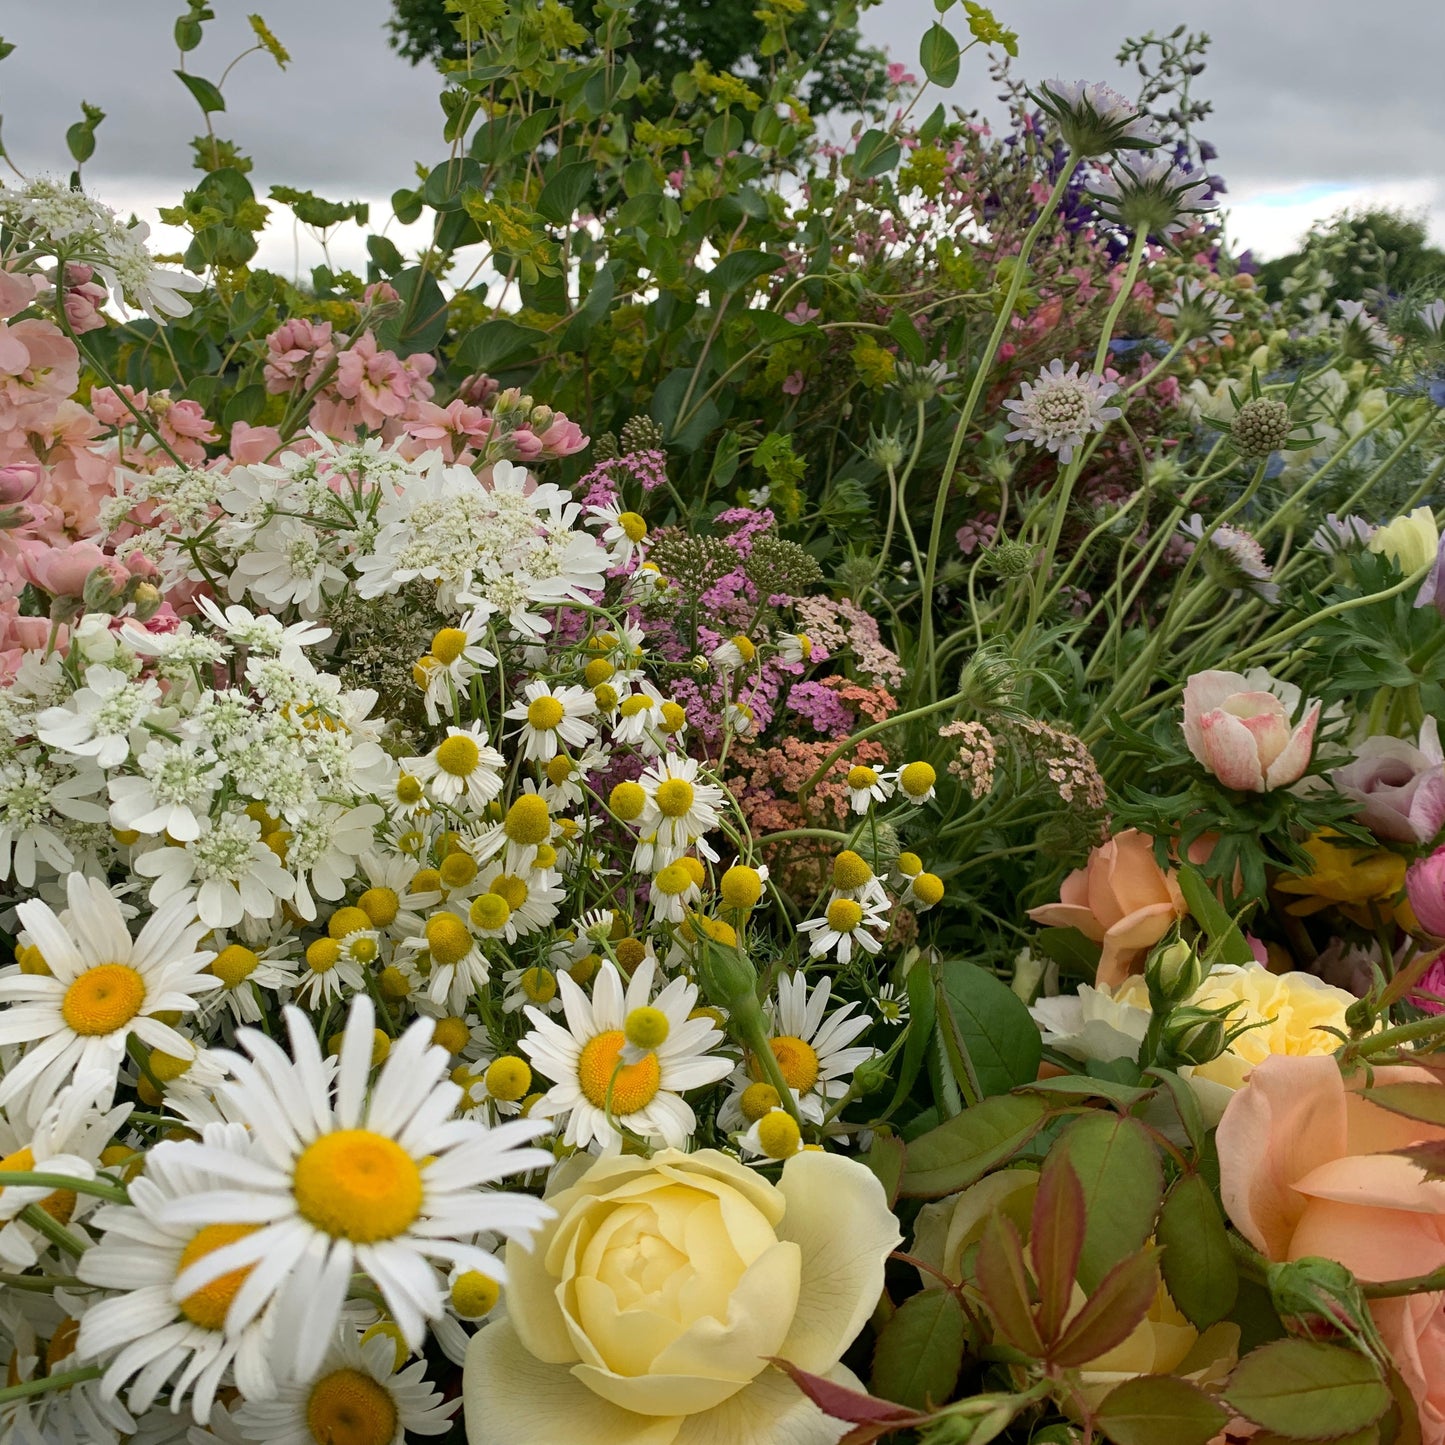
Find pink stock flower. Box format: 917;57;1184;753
0;270;44;319
401;398;494;462
1408;848;1445;939
89;384;148;429
18;538;111;598
1181;668;1320;793
0;319;80;432
263;318;337;393
1332;719;1445;844
59;263;109;334
228;420;283;464
0;462;41;505
1027;828;1187;988
534;414;587;457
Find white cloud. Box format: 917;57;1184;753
1224;178;1445;260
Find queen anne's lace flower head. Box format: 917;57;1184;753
1003;360;1122;464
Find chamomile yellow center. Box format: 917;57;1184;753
625;1006;670;1051
436;735;481;777
485;1056;532;1101
210;944;260;989
720;865;763;909
897;852;923;878
424;914;473;967
847;765;879;789
527;696;565;731
430;627;469;664
329;907;372;940
451;1270;501;1319
758;1111;802;1159
653;779;695;817
653;862;693;896
490;874;529;910
504;795;551;845
831;850;873;892
739;1082;781;1122
619;695;650;718
439;852;477;890
294;1130;423;1243
583;658;614;687
545;754;575;786
660;701;687;732
305;1366;398;1445
826;898;864;933
306;938;342;974
615;938;646;971
357;887;400;929
432;1016;471;1054
177;1223;261;1331
520;967;557;1004
618;510;648;542
470;893;511;931
899;761;936;797
728;634;756;662
609;781;646;820
578;1031;661;1114
913;872;945;906
61;964;146;1036
766;1035;820;1093
395;774;424;805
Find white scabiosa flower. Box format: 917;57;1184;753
0;873;218;1124
1156;278;1242;345
519;958;732;1150
1003;360;1122;465
1089;154;1216;239
1030;79;1159;156
149;996;553;1384
1179;514;1279;602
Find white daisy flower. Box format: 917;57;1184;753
519;957;732;1151
636;753;725;863
151;996;553;1383
74;1137;278;1423
35;665;164;769
797;895;888;965
710;633;757;671
504;681;597;763
500;962;565;1015
0;1071;129;1269
403;723;505;814
231;1327;455;1443
0;874;218;1124
722;972;875;1127
777;632;813;664
844;763;894;814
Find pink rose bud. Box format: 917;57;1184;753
1407;848;1445;938
1181;668;1320;793
1332;719;1445;844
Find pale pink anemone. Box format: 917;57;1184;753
1181;668;1320;793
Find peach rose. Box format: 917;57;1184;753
1218;1055;1445;1442
464;1147;900;1445
1182;668;1320;793
1027;828;1187;988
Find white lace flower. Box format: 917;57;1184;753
194;596;332;653
133;811;294;929
107;737;220;843
0;755;107;888
229;516;346;616
35;665;164;769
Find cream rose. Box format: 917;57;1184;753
463;1147;901;1445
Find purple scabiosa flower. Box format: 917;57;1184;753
1418;298;1445;339
1307;513;1377;555
1031;79;1159;157
1337;300;1394;360
1156;279;1242;345
1416;530;1445;619
1179;514;1279;602
1089;154;1216;239
1003;359;1121;464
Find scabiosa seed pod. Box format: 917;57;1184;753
986;538;1035;577
1231;396;1293;458
1031;79;1159;158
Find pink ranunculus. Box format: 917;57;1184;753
1181;668;1321;793
1408;848;1445;938
1027;827;1187;988
1218;1055;1445;1443
228;421;284;465
18;539;110;598
1333;719;1445;844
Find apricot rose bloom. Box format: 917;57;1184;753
1181;668;1320;793
1218;1055;1445;1443
463;1147;900;1445
1027;828;1187;988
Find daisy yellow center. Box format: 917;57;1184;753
305;1366;398;1445
505;795;551;845
826;898;864;933
294;1130;423;1243
832;851;873;892
0;1146;77;1224
520;966;557;1004
618;511;648;542
436;735;481;777
769;1035;820;1093
425;914;473;967
847;765;879;789
358;887;400;928
431;627;469;664
578;1031;661;1114
654;779;695;817
210;944;260;989
527;696;565;731
470;893;511;930
61;964;146;1037
451;1270;501;1319
177;1224;261;1331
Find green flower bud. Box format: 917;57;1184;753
1158;1005;1228;1066
1146;938;1204;1009
851;1057;892;1097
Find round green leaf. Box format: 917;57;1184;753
920;24;961;86
870;1288;966;1410
1225;1340;1391;1439
1098;1376;1229;1445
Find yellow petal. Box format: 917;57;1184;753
671;1362;860;1445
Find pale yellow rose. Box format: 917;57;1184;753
463;1147;900;1445
1370;506;1440;575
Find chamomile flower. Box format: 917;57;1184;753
585;500;649;568
204;939;300;1025
232;1327;455;1443
293;931;368;1009
739;1105;805;1161
403;723;505;814
610;684;667;747
470;862;566;941
504;681;597;763
0;874;218;1124
636;753;724;860
648;858;703;923
151;997;553;1383
845;763;894;813
711;634;757;671
723;972;875;1127
777;632;813;664
828;849;890;908
895;760;938;804
798;894;888;964
400;910;489;1013
520;957;732;1150
0;1071;129;1269
501;963;565;1015
74;1140;277;1423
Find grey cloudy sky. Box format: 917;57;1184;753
1;0;1441;263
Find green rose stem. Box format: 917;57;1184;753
915;159;1078;701
1362;1264;1445;1300
0;1367;104;1405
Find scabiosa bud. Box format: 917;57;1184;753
1003;359;1122;464
1231;396;1293;458
985;538;1035;578
1156;278;1243;345
866;425;906;469
894;358;954;404
1031;79;1159;157
1089;154;1216;239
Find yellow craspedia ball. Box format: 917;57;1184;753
609;781;646;821
757;1110;802;1159
485;1056;532;1102
433;1017;471;1055
720;865;763;909
328;906;372;940
451;1270;501;1320
832;850;873;892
